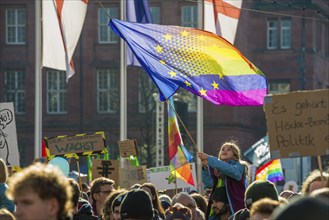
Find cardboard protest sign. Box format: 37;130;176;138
0;102;20;166
44;132;106;158
147;163;197;192
119;165;147;188
264;89;329;158
118;139;138;157
92;159;120;184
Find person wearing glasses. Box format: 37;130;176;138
90;177;115;217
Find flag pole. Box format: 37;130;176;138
120;0;127;141
197;0;204;193
34;0;42;160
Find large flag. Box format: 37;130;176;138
126;0;152;66
168;97;194;186
204;0;243;44
42;0;88;80
109;19;267;106
256;159;284;183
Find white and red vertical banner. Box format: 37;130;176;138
204;0;242;44
42;0;88;80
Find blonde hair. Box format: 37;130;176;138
218;140;249;173
7;163;73;220
0;158;8;183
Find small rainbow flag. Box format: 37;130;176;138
256;159;284;183
168;97;194;186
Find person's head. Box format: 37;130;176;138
81;182;90;193
279;190;294;200
210;187;229;216
7;163;73;220
190;193;207;215
310;187;329;205
232;208;250;220
0;158;8;183
140;182;164;215
0;208;16;220
101;190;124;220
244;180;279;210
111;191;128;220
159;194;172;211
271;196;329;220
249;198;280;220
218;141;241;162
130;183;141;190
165;203;192;220
301;170;329;194
68;178;80;210
172;192;198;219
120;189;157;220
90;177;115;206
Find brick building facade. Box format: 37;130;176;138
0;0;328;167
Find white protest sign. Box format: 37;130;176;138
147;163;197;192
0;102;20;166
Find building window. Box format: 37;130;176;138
47;70;67;114
267;18;291;50
150;6;160;24
97;69;119;113
98;7;118;43
182;5;197;28
281;19;291;49
4;70;26;114
267;19;278;49
6;8;26;44
139;71;156;113
269;81;290;94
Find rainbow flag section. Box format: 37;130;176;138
256;159;284;183
109;19;267;106
168;98;194;186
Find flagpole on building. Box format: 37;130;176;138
196;0;204;193
34;0;42;159
120;0;127;140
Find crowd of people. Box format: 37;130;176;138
0;141;328;220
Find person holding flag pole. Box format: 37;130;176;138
198;141;249;219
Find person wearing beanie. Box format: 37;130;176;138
231;180;279;220
198;141;248;219
120;189;158;220
209;187;230;220
244;180;279;209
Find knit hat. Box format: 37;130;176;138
211;187;228;204
245;180;279;209
120;189;156;220
271;197;329;220
112;192;128;211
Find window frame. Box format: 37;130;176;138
150;6;161;24
4;70;26;114
268;81;291;94
267;19;278;49
98;7;118;44
97;69;119;113
5;8;26;45
138;70;156;113
46;70;68;114
280;18;291;49
181;5;198;28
